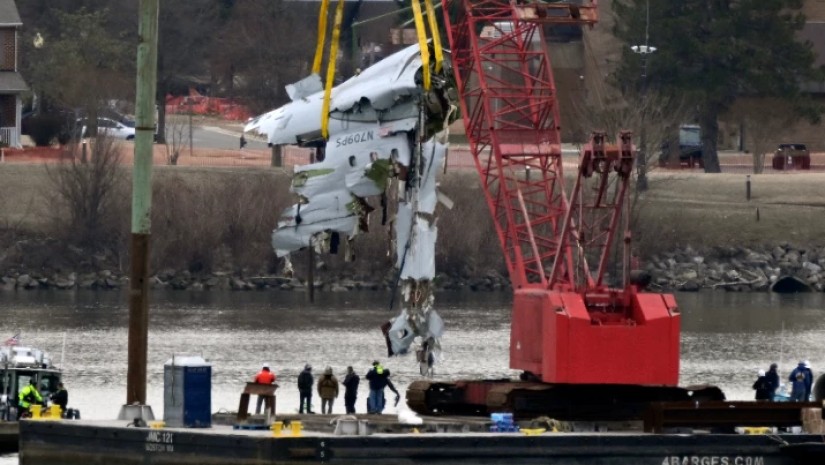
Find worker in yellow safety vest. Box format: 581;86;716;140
18;379;43;419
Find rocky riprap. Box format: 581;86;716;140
645;244;825;292
0;268;512;292
3;244;824;293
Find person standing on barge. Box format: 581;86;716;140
801;360;814;401
317;367;340;414
752;370;772;401
252;363;276;414
789;361;810;401
765;363;780;399
343;366;360;414
366;361;400;414
298;364;315;414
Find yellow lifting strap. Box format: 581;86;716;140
312;0;331;74
423;0;444;74
321;0;346;139
410;0;431;90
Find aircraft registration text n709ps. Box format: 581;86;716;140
335;131;375;148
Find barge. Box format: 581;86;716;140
19;411;825;465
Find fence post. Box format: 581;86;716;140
271;145;282;167
746;175;751;201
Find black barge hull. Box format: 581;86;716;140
20;420;825;465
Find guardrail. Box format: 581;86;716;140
0;127;19;148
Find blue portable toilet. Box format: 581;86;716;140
164;355;211;428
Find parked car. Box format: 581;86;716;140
772;143;810;170
659;124;703;168
77;117;136;140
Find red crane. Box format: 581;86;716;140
408;0;719;418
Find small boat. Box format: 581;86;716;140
0;345;65;421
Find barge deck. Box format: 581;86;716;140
19;415;825;465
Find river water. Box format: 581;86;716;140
0;290;823;463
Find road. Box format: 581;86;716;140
164;118;269;151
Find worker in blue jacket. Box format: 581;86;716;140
366;361;399;414
801;360;814;401
789;361;810;402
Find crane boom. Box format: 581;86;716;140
406;1;725;419
440;0;679;385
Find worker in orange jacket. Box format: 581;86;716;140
253;363;276;414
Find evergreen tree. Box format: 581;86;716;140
25;7;134;119
613;0;823;172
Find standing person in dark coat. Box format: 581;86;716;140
789;361;809;402
753;370;772;401
765;363;780;399
365;361;400;414
297;364;315;414
50;383;69;416
342;366;360;414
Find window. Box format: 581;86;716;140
38;373;60;397
0;29;14;71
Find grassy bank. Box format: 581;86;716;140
2;163;825;280
636;171;825;255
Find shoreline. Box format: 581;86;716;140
4;165;825;294
3;242;825;293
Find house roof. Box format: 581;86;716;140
0;72;28;92
0;0;21;26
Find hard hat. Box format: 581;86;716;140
804;360;811;368
758;369;765;377
262;363;270;369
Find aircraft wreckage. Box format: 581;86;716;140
245;44;457;366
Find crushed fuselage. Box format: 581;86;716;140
246;44;456;368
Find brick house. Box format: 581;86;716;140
0;0;26;148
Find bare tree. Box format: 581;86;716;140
728;98;795;174
44;136;127;247
571;89;693;268
211;0;317;113
164;114;190;166
572;89;693;186
155;0;223;144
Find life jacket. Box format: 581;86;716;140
255;370;276;384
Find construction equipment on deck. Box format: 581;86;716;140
405;0;724;419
